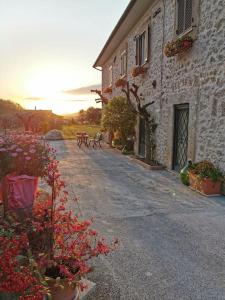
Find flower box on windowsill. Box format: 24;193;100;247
164;36;193;58
103;86;112;94
115;78;127;88
131;66;147;78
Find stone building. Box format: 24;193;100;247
93;0;225;172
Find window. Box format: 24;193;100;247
120;51;127;77
135;26;150;66
109;66;112;86
176;0;193;35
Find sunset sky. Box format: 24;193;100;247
0;0;129;114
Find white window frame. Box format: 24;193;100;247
120;50;127;77
109;65;112;86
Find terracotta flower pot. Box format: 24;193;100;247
189;172;221;195
46;279;79;300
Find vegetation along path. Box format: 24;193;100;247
50;140;225;300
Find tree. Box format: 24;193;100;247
0;99;23;115
102;97;136;145
86;107;102;125
77;109;87;124
120;81;157;164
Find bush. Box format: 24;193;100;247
102;97;136;145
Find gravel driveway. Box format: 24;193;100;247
51;140;225;300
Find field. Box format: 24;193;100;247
62;124;101;139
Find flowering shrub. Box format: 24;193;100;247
35;156;117;287
164;36;193;57
0;150;117;298
189;160;223;182
103;86;112;94
0;134;51;179
131;66;147;78
0;221;49;300
115;78;127;88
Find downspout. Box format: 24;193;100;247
160;0;166;121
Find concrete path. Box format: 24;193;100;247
51;140;225;300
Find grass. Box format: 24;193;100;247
62;124;101;139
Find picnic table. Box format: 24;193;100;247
76;132;89;147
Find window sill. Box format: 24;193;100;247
136;61;149;68
175;26;198;41
142;61;149;68
120;74;127;79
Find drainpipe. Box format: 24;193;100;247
160;0;166;123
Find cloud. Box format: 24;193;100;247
63;84;101;95
24;97;45;101
64;99;92;102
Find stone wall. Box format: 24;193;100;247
101;0;225;172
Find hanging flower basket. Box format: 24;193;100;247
103;86;112;94
115;78;127;88
131;66;147;78
164;36;193;57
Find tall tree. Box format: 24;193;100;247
86;107;102;125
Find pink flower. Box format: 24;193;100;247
0;148;6;152
29;149;36;154
25;156;31;160
16;148;23;152
10;145;17;150
11;152;18;157
24;152;28;156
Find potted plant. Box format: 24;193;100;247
0;134;50;214
189;160;223;195
33;156;116;299
0;152;116;300
164;35;193;57
131;66;147;78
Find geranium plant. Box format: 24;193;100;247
164;35;193;57
188;160;223;196
0;134;51;180
189;160;223;182
131;66;147;78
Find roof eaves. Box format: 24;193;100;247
93;0;137;68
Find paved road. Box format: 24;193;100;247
51;141;225;300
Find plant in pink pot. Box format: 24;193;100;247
0;133;51;215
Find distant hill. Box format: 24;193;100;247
63;112;79;119
0;99;23;115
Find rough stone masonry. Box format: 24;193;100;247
100;0;225;172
